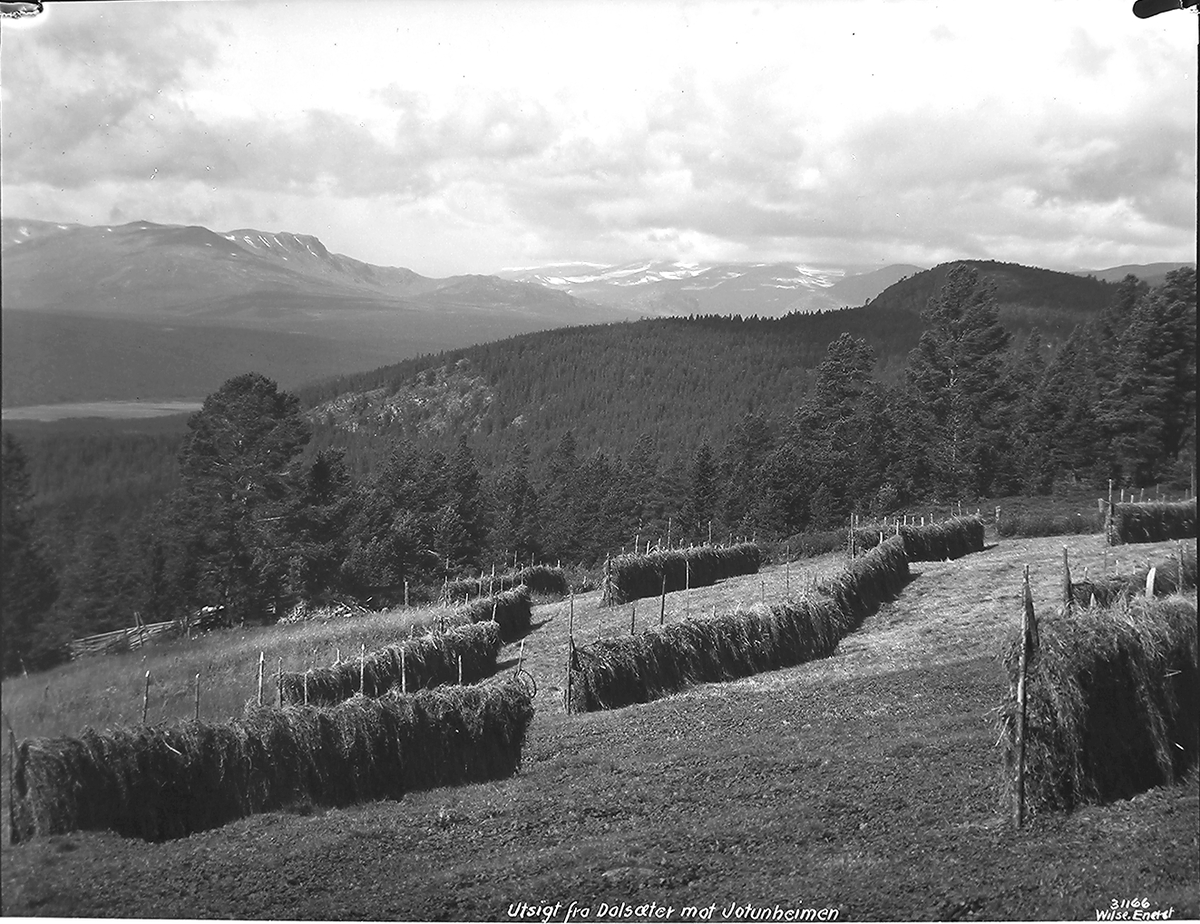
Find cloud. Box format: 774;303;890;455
1;0;1194;275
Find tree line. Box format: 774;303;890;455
2;266;1193;675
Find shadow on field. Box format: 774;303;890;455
527;615;555;634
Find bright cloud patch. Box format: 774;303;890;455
1;0;1193;275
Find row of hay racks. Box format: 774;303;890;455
1003;565;1198;824
1105;497;1197;546
279;587;532;707
568;534;914;712
8;678;536;844
443;565;568;603
1064;541;1196;608
600;541;762;606
851;514;987;561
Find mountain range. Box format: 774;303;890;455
0;219;626;407
496;260;925;316
1;217;1190;410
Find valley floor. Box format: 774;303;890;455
2;534;1196;921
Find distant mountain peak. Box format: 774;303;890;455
497;259;925;317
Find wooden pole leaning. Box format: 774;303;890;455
685;560;691;619
565;593;576;713
1015;565;1037;829
1061;547;1072;611
8;721;18;845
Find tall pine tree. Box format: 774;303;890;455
171;373;311;624
1;433;60;674
906;265;1012;497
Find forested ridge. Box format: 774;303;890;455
299;260;1118;477
2;263;1194;675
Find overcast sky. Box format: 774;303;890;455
1;0;1195;277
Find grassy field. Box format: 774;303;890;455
0;600;490;739
2;530;1196;921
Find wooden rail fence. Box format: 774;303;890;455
67;619;181;660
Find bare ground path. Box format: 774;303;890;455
3;533;1196;921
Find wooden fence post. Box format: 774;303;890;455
359;643;366;695
8;722;18;845
256;652;264;706
458;655;463;685
401;648;407;695
404;580;410;608
630;601;636;635
1145;567;1157;599
660;574;667;625
1015;565;1038;828
1061;547;1071;611
143;670;152;724
194;672;201;721
565;636;575;713
565;594;575;712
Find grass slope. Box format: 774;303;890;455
2;534;1196;921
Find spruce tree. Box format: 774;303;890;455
172;373;311;624
491;449;540;564
905;264;1012;497
1106;267;1197;484
1;433;60;674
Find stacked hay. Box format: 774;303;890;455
784;528;853;559
279;622;502;706
899;515;986;561
850;526;889;555
1002;596;1198;814
851;516;985;561
570;536;908;712
819;534;911;622
457;586;533;641
1108;498;1197;545
9;679;535;842
1069;545;1198;607
996;511;1101;539
510;565;569;596
1065;574;1135;609
601;542;761;606
444;565;568;601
